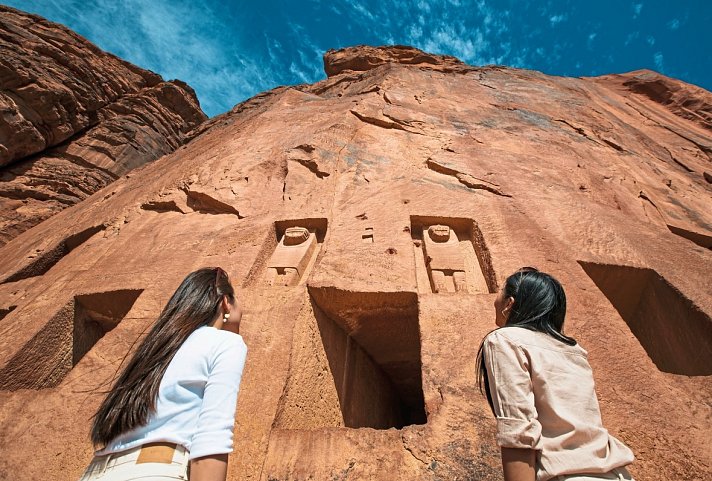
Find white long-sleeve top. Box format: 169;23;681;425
96;325;248;460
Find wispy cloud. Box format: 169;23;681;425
653;52;665;73
10;0;707;118
352;0;512;66
667;18;680;30
549;14;566;26
624;31;640;46
632;2;643;19
16;0;285;116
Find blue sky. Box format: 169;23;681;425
9;0;711;117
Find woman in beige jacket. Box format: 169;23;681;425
477;267;635;481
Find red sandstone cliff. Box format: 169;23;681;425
0;6;207;245
0;37;711;481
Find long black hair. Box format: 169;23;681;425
91;267;234;447
476;267;575;412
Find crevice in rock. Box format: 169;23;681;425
662;125;712;158
140;199;186;214
349;109;422;135
623;100;712;160
0;185;75;205
287;144;330;179
554;119;605;147
426;159;511;197
637;190;665;223
182;188;244;218
600;138;626;152
293;157;330;178
382;111;426;133
0;305;17;322
307;73;364;96
667;224;712;250
401;433;429;465
350;109;408;131
1;224;105;284
476;71;497;89
637;191;662;214
557;120;631;155
663;147;695;173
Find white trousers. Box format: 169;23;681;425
551;466;634;481
78;444;189;481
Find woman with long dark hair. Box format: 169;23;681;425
78;267;248;481
476;267;635;481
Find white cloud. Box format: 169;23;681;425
345;0;376;22
416;1;431;13
625;31;640;46
632;3;643;18
653;52;664;72
646;36;655;45
16;0;284;117
668;18;680;30
549;14;566;26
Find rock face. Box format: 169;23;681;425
0;6;207;245
1;38;711;481
323;44;472;77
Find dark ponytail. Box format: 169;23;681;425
91;267;234;447
476;267;574;413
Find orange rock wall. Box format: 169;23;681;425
0;6;207;246
0;40;710;481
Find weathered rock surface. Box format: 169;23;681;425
597;70;712;132
323;44;472;77
0;6;206;245
0;40;711;481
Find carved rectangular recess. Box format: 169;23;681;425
274;288;426;430
1;225;105;284
410;216;496;294
0;289;142;390
245;218;327;287
579;262;712;376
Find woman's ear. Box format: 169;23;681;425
505;296;515;311
221;295;231;314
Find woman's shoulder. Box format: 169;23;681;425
188;326;247;352
485;327;586;356
484;326;538;345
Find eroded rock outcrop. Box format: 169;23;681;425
0;6;206;245
324;44;474;77
0;40;710;481
596;69;712;132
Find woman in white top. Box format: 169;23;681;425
476;267;635;481
79;267;248;481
